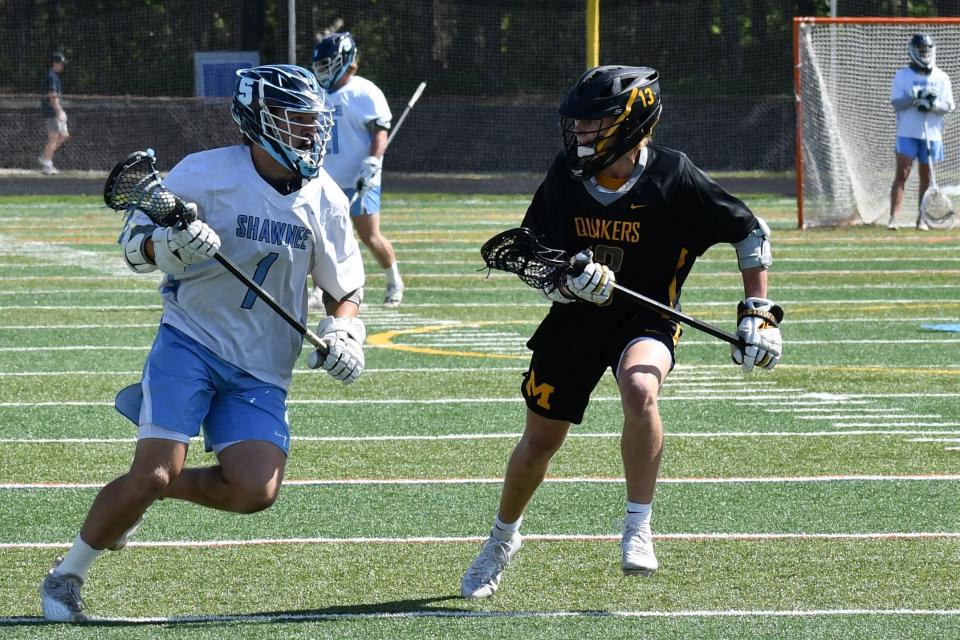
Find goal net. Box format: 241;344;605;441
795;18;960;227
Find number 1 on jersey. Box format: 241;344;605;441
241;252;279;309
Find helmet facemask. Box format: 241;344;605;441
312;55;345;90
260;106;333;179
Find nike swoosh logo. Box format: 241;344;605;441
630;203;648;209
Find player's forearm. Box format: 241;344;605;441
368;129;388;158
740;267;768;299
323;296;361;318
890;96;914;111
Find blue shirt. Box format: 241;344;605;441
41;70;61;117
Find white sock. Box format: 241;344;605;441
492;514;522;540
54;535;104;582
384;262;402;286
625;501;652;527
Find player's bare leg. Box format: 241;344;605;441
616;338;672;576
917;162;931;230
352;214;403;307
889;153;914;229
41;439;187;621
80;438;188;549
498;410;570;523
163;440;286;513
461;410;570;598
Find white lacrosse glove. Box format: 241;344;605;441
565;250;615;304
150;205;220;274
355;156;383;194
731;297;783;373
307;315;366;385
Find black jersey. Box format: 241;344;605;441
522;146;758;320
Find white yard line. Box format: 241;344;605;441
5;429;960;445
833;422;960;428
4;474;960;491
0;390;957;408
3;531;960;552
4;337;960;352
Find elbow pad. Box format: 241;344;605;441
119;224;158;274
734;216;772;270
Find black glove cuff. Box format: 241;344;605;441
736;302;784;326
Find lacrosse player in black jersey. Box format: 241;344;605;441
461;65;783;598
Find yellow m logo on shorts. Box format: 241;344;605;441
524;370;555;410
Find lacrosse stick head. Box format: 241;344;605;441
103;149;194;229
480;227;577;291
921;186;956;229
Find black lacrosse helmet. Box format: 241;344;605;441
559;65;662;181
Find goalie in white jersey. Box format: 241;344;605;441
40;65;366;622
310;31;405;308
888;33;956;230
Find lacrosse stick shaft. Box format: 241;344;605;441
611;282;744;348
386;81;427;147
210;252;326;352
350;81;427;207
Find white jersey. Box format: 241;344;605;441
890;65;955;140
128;146;364;389
322;75;392;188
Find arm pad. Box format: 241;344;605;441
119;224;158;274
733;216;773;270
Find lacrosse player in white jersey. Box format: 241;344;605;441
309;31;404;308
889;33;955;230
40;65;366;622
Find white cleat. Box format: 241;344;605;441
383;282;404;309
460;532;521;598
917;220;930;231
621;522;658;577
40;558;88;622
887;218;898;230
108;514;143;551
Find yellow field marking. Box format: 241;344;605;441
367;321;531;359
778;364;960;376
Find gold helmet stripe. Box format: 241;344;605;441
595;86;639;153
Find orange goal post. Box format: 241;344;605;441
793;17;960;227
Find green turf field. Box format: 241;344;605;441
1;192;959;639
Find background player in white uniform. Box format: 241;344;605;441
888;33;955;230
40;65;366;622
310;31;405;308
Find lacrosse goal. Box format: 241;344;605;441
794;17;960;227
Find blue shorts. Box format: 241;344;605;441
343;186;381;216
114;324;290;454
896;136;944;163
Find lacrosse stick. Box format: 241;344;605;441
480;227;745;348
349;81;427;207
104;149;328;354
921;115;956;229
